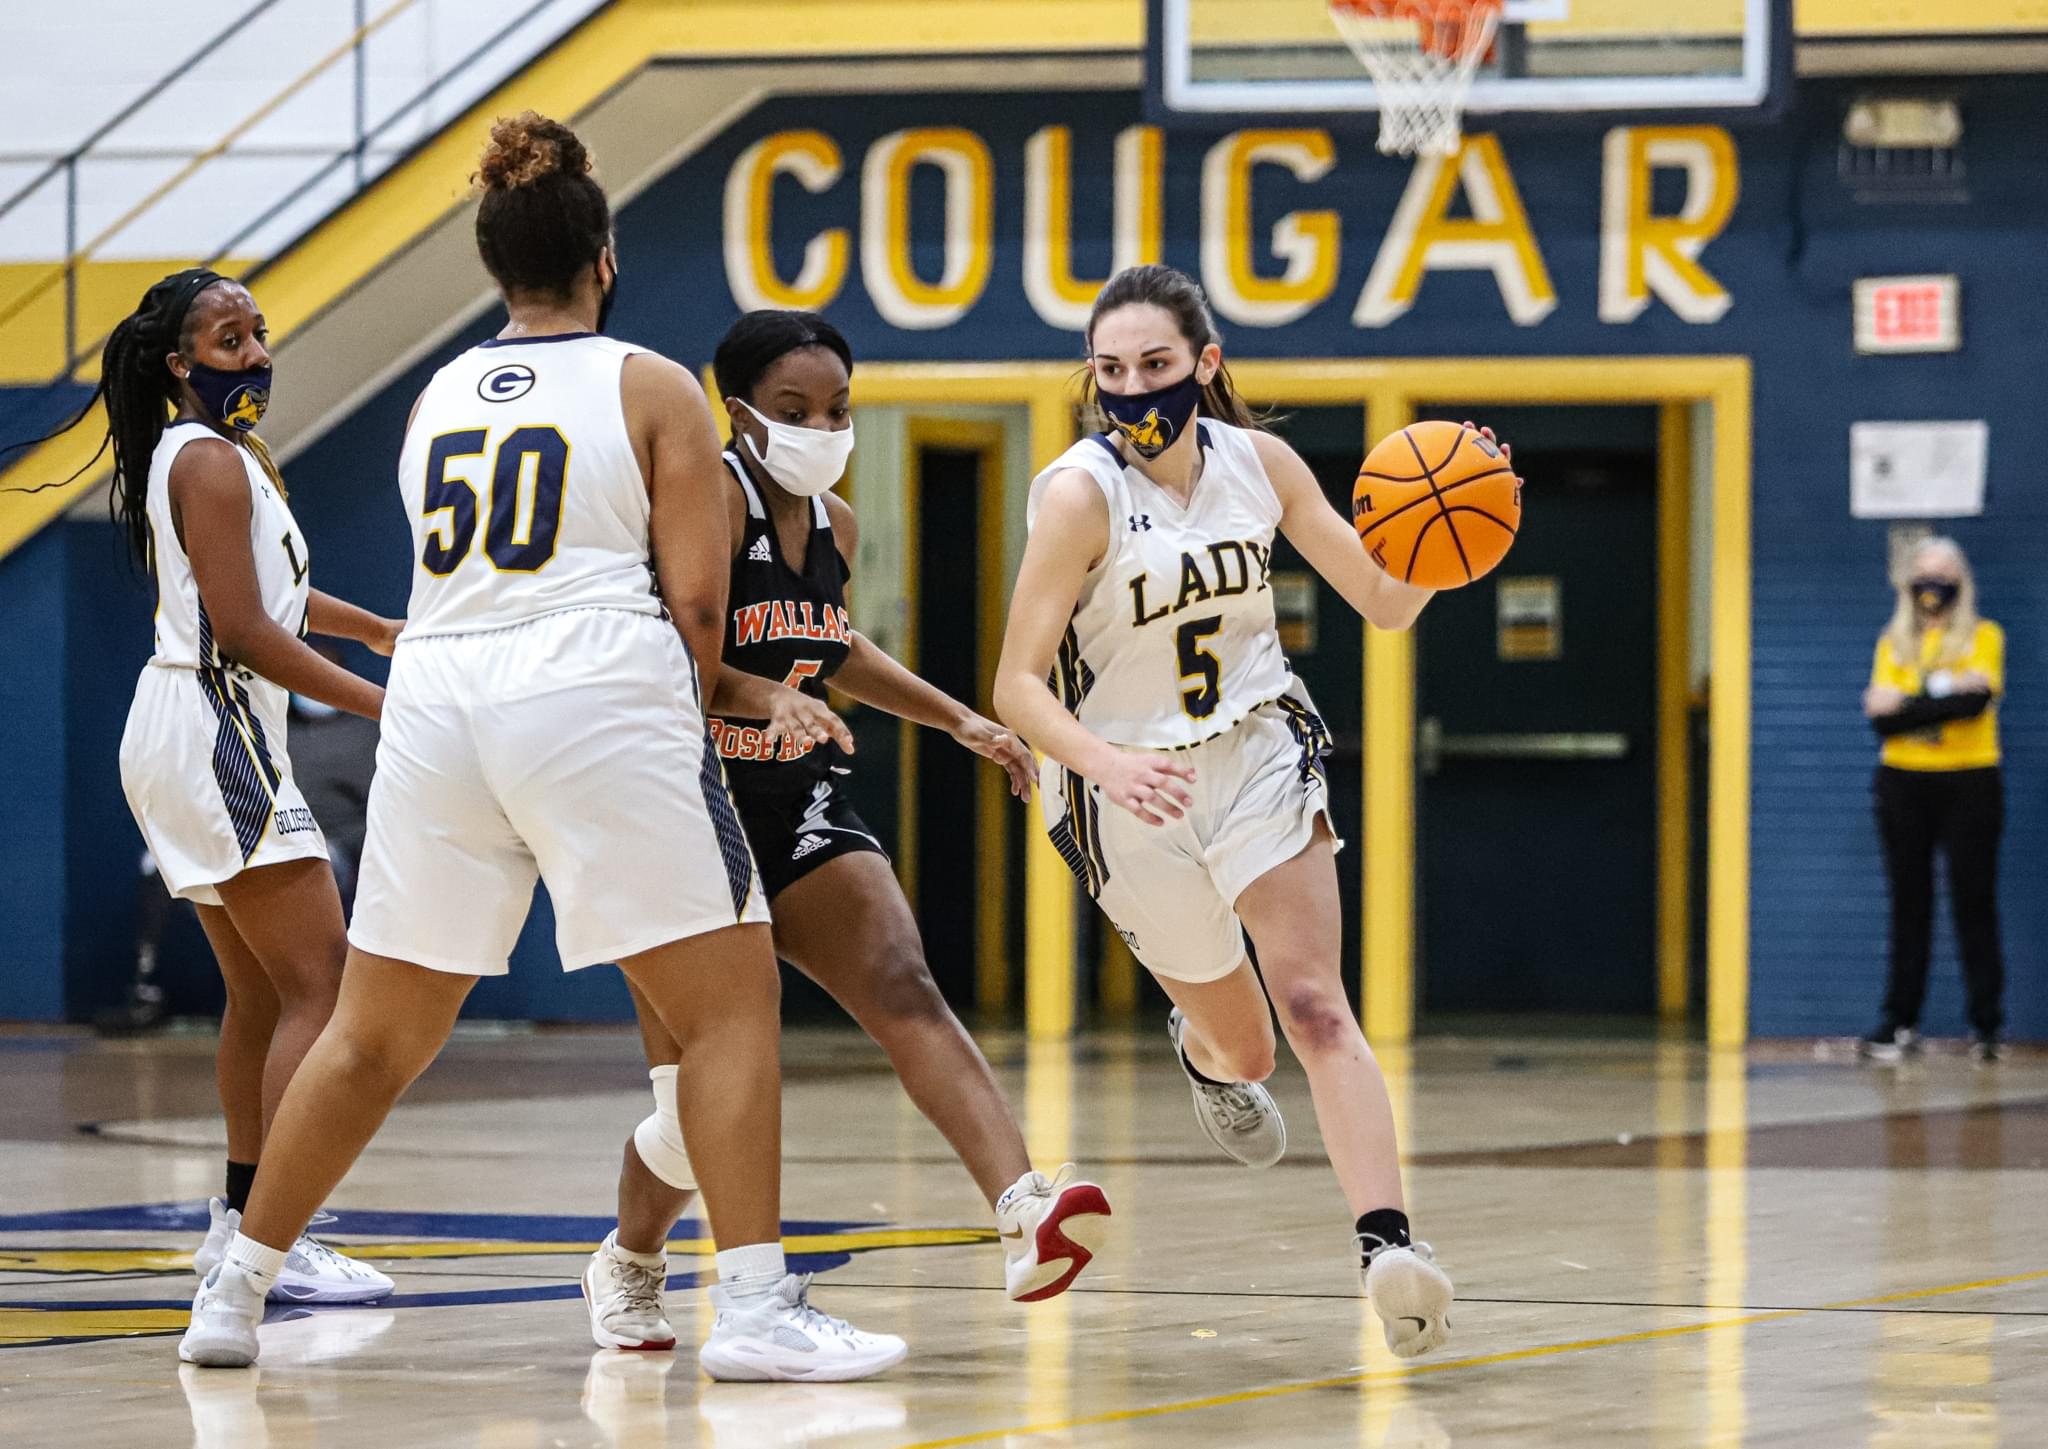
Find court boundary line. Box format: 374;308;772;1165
893;1266;2048;1449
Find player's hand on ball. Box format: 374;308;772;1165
954;713;1035;800
763;683;855;755
1458;419;1515;467
1100;750;1197;827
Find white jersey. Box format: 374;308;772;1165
1027;418;1293;750
398;332;665;638
146;421;311;674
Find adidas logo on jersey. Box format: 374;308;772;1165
791;833;830;861
746;535;774;563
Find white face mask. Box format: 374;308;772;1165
737;399;854;497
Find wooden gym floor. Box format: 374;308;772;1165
3;1025;2044;1446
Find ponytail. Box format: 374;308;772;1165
0;267;230;568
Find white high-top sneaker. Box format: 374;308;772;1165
582;1230;677;1351
178;1263;267;1368
995;1164;1111;1302
697;1274;906;1383
1168;1008;1286;1168
192;1198;239;1280
1361;1239;1454;1359
270;1235;393;1304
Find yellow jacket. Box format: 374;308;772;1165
1870;619;2003;771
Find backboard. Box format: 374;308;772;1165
1150;0;1781;121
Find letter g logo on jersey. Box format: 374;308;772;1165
478;363;537;403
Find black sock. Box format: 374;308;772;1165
1179;1044;1231;1088
1356;1208;1412;1258
225;1159;259;1215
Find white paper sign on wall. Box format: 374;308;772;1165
1850;421;1987;519
1853;275;1960;354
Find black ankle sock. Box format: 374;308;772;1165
225;1159;258;1215
1179;1045;1230;1088
1356;1208;1412;1257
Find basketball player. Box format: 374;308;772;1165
179;113;902;1381
994;264;1488;1358
582;311;1108;1352
7;268;396;1304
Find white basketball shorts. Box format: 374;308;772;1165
1039;685;1340;984
349;607;769;975
120;663;330;905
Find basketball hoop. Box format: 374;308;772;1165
1328;0;1503;158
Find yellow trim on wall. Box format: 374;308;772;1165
850;365;1081;1038
1656;403;1693;1022
903;415;1012;1017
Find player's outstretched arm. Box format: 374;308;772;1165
306;590;401;655
172;440;384;719
1254;430;1435;632
993;469;1192;826
626;352;730;704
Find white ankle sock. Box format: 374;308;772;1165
607;1230;666;1272
715;1242;786;1303
224;1232;287;1295
995;1170;1042;1215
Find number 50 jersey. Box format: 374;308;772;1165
1025;418;1294;751
398;333;667;639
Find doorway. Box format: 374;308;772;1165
1411;405;1664;1018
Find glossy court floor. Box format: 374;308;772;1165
4;1025;2044;1447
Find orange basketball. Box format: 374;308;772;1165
1351;420;1521;590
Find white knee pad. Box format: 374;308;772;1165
632;1064;696;1191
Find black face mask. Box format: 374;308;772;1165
1097;370;1204;460
183;360;271;433
1912;577;1960;614
596;265;620;335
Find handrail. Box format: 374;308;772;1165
224;0;571;291
0;0;421;343
0;0;286;228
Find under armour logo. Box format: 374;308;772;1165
1129;514;1152;531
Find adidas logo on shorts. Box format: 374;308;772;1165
791;833;829;860
746;535;774;563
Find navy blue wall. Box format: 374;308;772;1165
10;76;2046;1034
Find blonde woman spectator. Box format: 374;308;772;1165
1861;537;2005;1062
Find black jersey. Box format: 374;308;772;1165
706;452;854;799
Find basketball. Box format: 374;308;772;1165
1351;420;1521;589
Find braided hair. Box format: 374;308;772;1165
0;267;277;569
712;311;853;405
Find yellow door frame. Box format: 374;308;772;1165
902;416;1013;1019
852;356;1752;1050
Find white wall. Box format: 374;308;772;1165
0;0;609;260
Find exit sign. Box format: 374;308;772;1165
1854;275;1960;354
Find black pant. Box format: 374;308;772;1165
1874;765;2004;1035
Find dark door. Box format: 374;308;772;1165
1414;406;1660;1016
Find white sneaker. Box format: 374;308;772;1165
997;1164;1111;1302
1168;1008;1286;1168
178;1264;266;1367
583;1230;677;1351
1362;1241;1454;1359
193;1198;238;1280
271;1235;393;1304
698;1274;906;1383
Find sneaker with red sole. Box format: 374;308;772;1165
997;1164;1111;1302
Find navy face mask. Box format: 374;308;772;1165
596;261;620;335
1098;370;1204;460
1912;577;1960;614
184;360;272;433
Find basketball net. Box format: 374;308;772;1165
1328;0;1503;158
